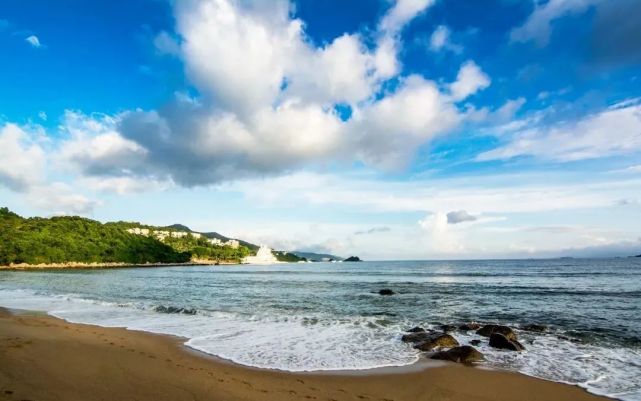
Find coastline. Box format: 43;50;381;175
0;260;240;271
0;308;609;401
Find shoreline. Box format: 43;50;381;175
0;307;610;401
0;260;241;271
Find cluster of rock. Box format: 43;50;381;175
401;322;542;364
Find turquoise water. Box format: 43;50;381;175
1;259;640;399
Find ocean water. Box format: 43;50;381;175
0;259;640;400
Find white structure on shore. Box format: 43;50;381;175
242;246;279;265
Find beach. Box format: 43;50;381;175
0;308;608;401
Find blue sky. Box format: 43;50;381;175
1;0;640;259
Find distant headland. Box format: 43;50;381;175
0;207;354;269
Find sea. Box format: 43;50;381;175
0;259;640;400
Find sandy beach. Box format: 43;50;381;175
0;308;608;401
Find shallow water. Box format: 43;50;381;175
0;259;640;400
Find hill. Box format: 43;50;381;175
0;208;251;266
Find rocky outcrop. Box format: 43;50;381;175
401;331;436;343
476;324;518;341
522;324;547;332
459;322;481;331
344;256;362;262
431;346;484;364
405;326;425;333
440;324;457;332
489;333;525;351
414;333;459;351
378;289;395;295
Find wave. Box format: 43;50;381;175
0;287;640;400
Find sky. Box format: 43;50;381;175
1;0;640;260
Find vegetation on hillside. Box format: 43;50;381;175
272;251;307;263
0;208;251;265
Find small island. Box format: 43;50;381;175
344;256;362;262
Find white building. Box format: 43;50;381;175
242;246;279;264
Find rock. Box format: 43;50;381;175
489;333;525;351
469;339;482;346
476;324;518;341
406;326;425;333
440;324;457;333
378;289;395;296
344;256;362;262
431;346;484;364
414;333;459;351
401;331;435;343
459;322;481;331
154;305;197;315
522;324;547;332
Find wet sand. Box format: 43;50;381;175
0;308;608;401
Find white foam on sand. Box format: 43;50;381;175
0;288;640;400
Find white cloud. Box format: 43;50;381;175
90;0;485;186
449;61;491;101
350;75;461;169
58;111;149;177
510;0;600;46
478;100;641;162
26;183;97;215
25;35;42;48
0;122;97;214
428;25;462;53
379;0;434;35
0;124;46;191
226;170;638;215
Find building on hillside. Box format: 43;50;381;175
127;227;150;236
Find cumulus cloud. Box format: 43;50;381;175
0;124;46;191
0;122;97;214
349;75;461;169
25;35;42;48
449;61;491;101
58;111;149;177
446;210;477;224
56;0;488;188
477;100;641;162
510;0;600;46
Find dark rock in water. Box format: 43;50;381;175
489;333;525;351
459;322;481;331
344;256;362;262
469;339;482;346
414;333;459;351
401;331;435;343
522;324;547;332
406;326;425;333
154;305;197;315
476;324;518;341
440;324;457;333
431;346;484;364
378;289;395;296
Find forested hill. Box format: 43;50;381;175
0;208;251;266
